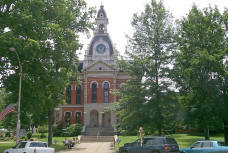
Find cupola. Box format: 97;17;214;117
96;5;109;34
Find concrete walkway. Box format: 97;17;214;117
57;142;115;153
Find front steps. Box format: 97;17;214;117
80;136;114;142
85;127;114;136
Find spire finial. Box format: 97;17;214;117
101;1;104;7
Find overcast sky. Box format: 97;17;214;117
79;0;228;59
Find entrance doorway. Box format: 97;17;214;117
90;110;99;127
102;112;111;127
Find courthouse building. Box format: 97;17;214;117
56;5;130;135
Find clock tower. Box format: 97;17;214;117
56;5;130;137
83;5;118;69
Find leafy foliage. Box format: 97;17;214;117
66;123;82;136
114;0;179;135
174;5;227;140
26;131;32;139
0;0;95;144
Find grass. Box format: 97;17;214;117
0;135;76;153
1;133;224;153
114;134;224;152
0;142;15;153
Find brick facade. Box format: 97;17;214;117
55;5;130;132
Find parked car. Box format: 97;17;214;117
4;141;55;153
180;140;228;153
119;136;180;153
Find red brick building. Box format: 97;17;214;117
55;5;130;135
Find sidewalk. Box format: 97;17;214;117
57;142;115;153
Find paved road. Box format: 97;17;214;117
58;142;115;153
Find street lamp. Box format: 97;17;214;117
10;47;22;145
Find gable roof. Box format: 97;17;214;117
82;60;116;72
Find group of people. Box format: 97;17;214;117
63;135;81;149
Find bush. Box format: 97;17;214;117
67;124;82;136
5;132;10;137
53;124;82;137
39;126;48;133
27;131;33;139
40;133;46;138
53;124;64;137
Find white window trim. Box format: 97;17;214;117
102;81;110;88
90;81;98;88
74;111;82;117
64;111;72;117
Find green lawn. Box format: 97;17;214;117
1;134;224;153
114;134;224;152
0;136;75;153
0;142;15;153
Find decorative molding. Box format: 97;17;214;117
61;105;84;108
64;111;72;117
102;81;110;88
74;111;82;117
90;81;99;88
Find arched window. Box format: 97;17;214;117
75;112;81;124
92;82;97;103
99;24;104;33
66;85;71;104
103;82;109;103
65;112;71;126
76;85;81;104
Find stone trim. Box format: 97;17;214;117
61;105;83;108
64;111;72;117
90;81;99;88
102;81;110;88
74;111;82;117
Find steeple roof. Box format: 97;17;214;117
97;5;107;18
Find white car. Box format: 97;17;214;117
4;141;55;153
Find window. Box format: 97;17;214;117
16;142;27;148
99;24;104;33
202;142;212;148
104;82;109;103
65;112;71;126
92;82;97;103
166;138;177;145
218;141;225;146
191;142;202;148
76;85;81;104
144;138;164;145
30;142;45;147
75;112;81;124
66;85;71;104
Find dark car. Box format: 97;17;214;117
119;136;180;153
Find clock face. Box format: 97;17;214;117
96;44;106;54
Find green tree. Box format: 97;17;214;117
0;0;95;144
174;5;227;140
115;0;178;135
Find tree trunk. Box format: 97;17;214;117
224;120;228;145
48;106;54;145
158;128;162;136
204;127;210;140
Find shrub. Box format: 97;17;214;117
5;132;10;137
39;126;48;133
27;131;33;139
40;133;46;138
67;124;82;136
53;124;64;137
